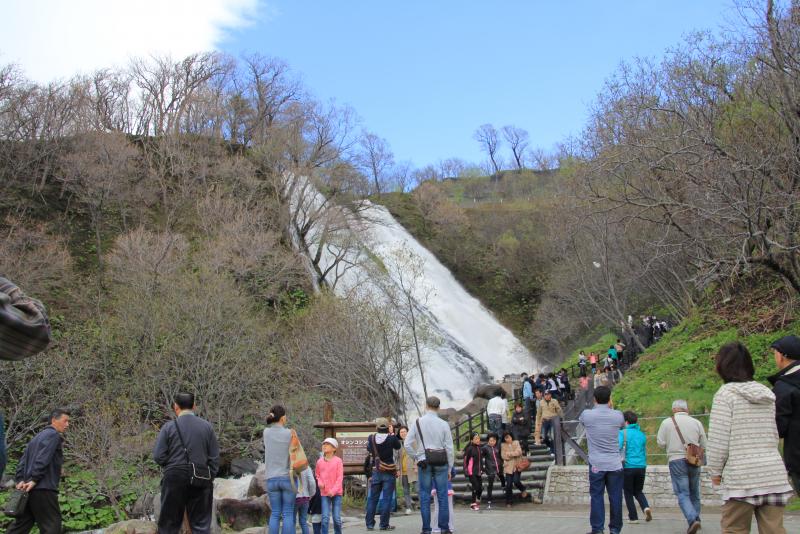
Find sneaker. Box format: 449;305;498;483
486;501;492;510
687;520;701;534
379;527;396;531
629;519;639;523
644;507;652;522
405;508;412;516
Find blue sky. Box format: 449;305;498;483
224;0;738;168
1;1;738;170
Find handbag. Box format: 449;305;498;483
0;277;51;362
173;418;213;488
515;456;531;472
415;420;448;466
371;435;397;473
289;429;309;475
3;489;29;518
671;416;704;467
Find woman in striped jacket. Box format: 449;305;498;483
707;342;793;534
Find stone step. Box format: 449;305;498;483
451;462;552;476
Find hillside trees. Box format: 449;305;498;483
474;123;501;174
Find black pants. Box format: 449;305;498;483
486;473;505;502
7;489;61;534
158;467;214;534
504;471;526;504
468;474;482;502
512;429;529;455
623;467;650;520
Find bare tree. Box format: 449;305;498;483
474;123;501;174
356;131;395;195
501;125;530;169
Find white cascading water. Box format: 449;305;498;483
296;180;540;409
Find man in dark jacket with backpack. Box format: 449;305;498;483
153;392;220;534
365;418;401;531
8;409;69;534
769;335;800;493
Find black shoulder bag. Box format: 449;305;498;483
173;418;213;488
415;420;448;467
3;489;28;517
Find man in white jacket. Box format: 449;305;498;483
657;400;707;534
486;391;507;436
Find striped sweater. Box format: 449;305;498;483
706;381;791;496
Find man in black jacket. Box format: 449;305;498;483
364;418;401;531
153;392;220;534
768;334;800;493
8;408;69;534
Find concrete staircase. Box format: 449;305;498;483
449;440;553;504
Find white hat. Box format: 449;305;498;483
322;437;339;449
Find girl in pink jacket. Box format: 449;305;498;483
315;438;343;534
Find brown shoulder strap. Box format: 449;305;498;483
670;415;687;446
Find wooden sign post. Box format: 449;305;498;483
314;401;379;475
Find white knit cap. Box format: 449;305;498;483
322;437;339;449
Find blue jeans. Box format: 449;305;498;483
669;459;701;526
296;500;310;534
541;418;555;453
321;495;342;534
267;476;296;534
417;464;450;534
365;471;396;529
588;466;623;534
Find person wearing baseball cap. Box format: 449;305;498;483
768;334;800;492
365;417;401;531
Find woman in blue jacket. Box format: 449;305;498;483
619;411;652;523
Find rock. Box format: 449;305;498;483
131;492;155;518
343;475;366;499
104;519;158;534
216;495;270;530
246;466;266;497
456;397;488;418
474;384;505;400
229;458;258;477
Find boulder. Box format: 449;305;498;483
104;519;158;534
474;383;505;400
229;458;258;477
216;495;270;531
246;466;266;497
343;475;366;499
455;397;488;418
131;492;155;518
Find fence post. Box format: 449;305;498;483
468;413;474;441
553;416;564;466
480;412;486;434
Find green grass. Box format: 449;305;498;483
559;332;618;371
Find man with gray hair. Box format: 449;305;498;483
404;396;454;534
657;400;707;534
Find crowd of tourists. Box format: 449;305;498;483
579;335;799;534
2;272;799;534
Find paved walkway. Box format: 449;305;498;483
341;505;800;534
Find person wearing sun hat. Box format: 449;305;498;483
315;437;343;534
768;334;800;493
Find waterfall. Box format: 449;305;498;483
291;178;540;410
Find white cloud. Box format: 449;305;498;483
0;0;261;82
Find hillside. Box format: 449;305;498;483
613;278;795;417
378;170;560;338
